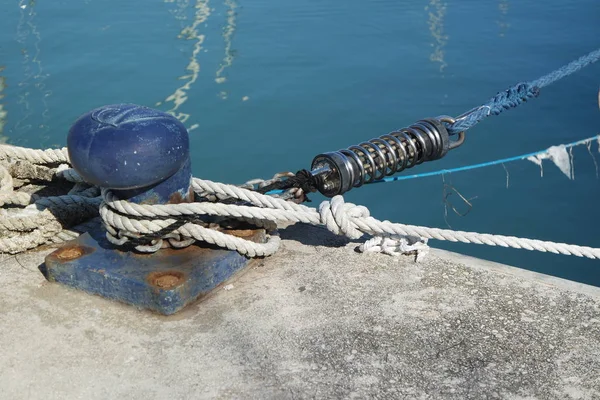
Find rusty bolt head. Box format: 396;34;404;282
147;271;186;289
55;246;86;261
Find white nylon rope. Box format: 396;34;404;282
2;144;600;261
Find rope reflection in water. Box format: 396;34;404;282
425;0;448;73
157;0;240;130
497;0;510;37
215;0;238;100
0;67;7;143
157;0;211;129
14;0;52;143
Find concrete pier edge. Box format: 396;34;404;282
1;223;599;399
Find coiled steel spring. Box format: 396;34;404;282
310;116;465;197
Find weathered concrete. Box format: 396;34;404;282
1;223;599;399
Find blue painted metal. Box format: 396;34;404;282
44;219;264;315
67;103;191;204
44;103;262;314
114;156;193;204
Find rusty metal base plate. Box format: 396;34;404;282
43;219;265;315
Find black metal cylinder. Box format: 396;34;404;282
311;117;455;197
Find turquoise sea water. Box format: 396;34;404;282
1;0;599;285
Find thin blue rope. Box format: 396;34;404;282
370;135;598;184
266;50;600;195
264;135;597;194
448;48;600;135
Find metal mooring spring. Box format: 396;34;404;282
310;116;465;197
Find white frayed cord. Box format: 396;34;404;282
359;236;430;261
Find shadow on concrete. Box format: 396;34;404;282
278;223;363;249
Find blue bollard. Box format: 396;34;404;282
67;103;193;204
44;104;265;315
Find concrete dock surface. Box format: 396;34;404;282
1;223;599;399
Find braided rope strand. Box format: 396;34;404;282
98;180;600;260
448;47;600;134
0;144;69;164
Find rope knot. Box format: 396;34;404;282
318;196;369;239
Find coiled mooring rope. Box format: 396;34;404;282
2;142;600;261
